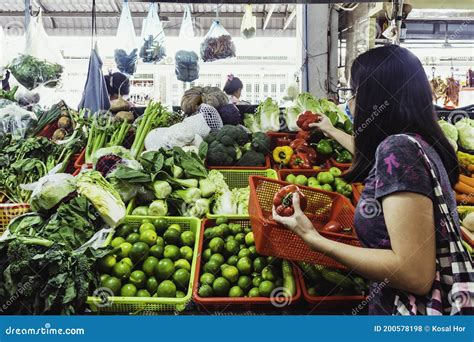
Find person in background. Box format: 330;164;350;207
223;74;249;105
105;71;130;101
273;45;473;315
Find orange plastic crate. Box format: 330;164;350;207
329;157;351;171
248;176;359;269
193;218;302;311
0;203;30;235
351;183;364;206
206;154;271;170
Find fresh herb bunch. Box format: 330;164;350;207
9;54;63;90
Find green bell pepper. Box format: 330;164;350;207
335;149;353;163
316;139;334;155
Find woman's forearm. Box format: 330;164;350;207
325;127;355;154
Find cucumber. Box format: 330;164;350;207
298;262;322;283
282;260;296;296
320;269;354;290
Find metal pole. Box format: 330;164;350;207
24;0;31;29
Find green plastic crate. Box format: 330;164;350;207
87;215;201;313
207;169;278;219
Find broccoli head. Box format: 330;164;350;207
236;150;266;167
207;140;236;166
215;125;249;146
251;132;271;154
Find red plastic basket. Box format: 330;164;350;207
206;154;271;170
351;183;364;206
248;176;359;269
329;157;352;170
36;122;58;139
193;218;302;311
73;149;93;170
296;268;366;311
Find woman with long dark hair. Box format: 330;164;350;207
223;75;249;105
274;45;473;315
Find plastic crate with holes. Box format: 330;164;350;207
248;176;359;269
193;218;301;311
329;157;351;171
86;216;201;313
206;169;278;219
0;203;30;235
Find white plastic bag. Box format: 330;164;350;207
175;5;199;82
140;2;166;63
241;5;257;39
9;12;64;90
201;20;236;62
114;1;138;75
0;104;37;137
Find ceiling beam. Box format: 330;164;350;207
263;4;276;30
127;0;376;3
283;7;297;30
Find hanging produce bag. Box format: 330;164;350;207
241;4;257;39
175;5;199;82
200;20;236;62
8;11;64;90
114;0;138;75
140;2;167;63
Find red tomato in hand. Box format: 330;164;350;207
273;185;308;217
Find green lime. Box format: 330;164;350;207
253;257;267;273
111;237;125;248
219;224;231;237
259;280;275;297
248;287;260;297
237;275;252;291
99;254;116;273
237;257;253;275
225;240;240;256
164;228;181;245
136;289;151;298
213;226;225;238
215;217;228;225
244;227;252;234
180;231;195;247
203;259;220;274
140;230;158;246
120;283;137;297
174;259;191;272
229;223;243;235
225;235;235;242
200;273;215;286
248;246;257;257
202;248;212;262
129;270;147;289
244;232;254;246
162;245;179;261
168;223;182;233
139;222;156;234
209;253;225;266
222;265;239;283
126;233;140;244
130;242;150;262
229;286;244;297
146;276;159;294
142;256;159;276
235;233;245;244
220;263;230;272
213;277;230;296
209;237;225;254
155;258;175;280
198;284;213;297
180;246;193;262
121;257;133;267
156;280;177;297
238;248;251;259
119;242;133;258
102;276;121;295
100;274;110;284
173;269;190;289
252;275;263;287
141;218;152;224
153;218;168;234
176;291;186;298
227;255;238;266
112;260;131;280
204;228;214;240
155;236;165;247
149;245;164;259
262;265;278;282
117;224;134;237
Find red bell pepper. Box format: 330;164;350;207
290;152;311;169
295;145;317;165
289;138;308;150
295;130;311;141
273;185;308;216
297;111;322;131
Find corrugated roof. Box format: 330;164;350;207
0;1;297;37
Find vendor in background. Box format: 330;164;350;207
223;74;250;105
274;45;473;315
105;71;130;101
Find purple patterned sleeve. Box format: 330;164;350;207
373;135;434;201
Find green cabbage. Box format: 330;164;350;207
439;120;458;141
455;118;474;150
256;98;280;132
29;174;76;213
232;186;250;215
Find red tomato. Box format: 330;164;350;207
322;220;343;233
273;185;308;216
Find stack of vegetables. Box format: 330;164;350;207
0;170;126;314
204;125;270;168
439;118;474;153
243;98;281;133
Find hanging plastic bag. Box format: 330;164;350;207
201;20;236;62
140;3;167;63
175;5;199;82
241;5;257;39
0;104;37;138
8;11;64;90
114;1;138;75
